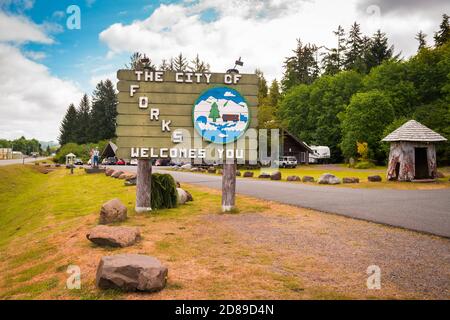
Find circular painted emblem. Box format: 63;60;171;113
193;87;250;144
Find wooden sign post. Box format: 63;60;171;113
135;159;152;213
222;161;237;212
115;69;258;213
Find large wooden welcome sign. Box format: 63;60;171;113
116;70;259;162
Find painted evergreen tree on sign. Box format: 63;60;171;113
209;102;220;122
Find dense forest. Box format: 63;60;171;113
259;14;450;165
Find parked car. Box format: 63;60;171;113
74;158;83;165
274;156;297;168
309;146;331;164
116;158;126;165
130;159;138;166
103;157;117;165
155;158;171;166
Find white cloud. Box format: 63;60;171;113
0;11;53;43
99;0;449;82
0;44;83;141
24;50;46;60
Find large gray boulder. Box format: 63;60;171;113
105;168;115;176
318;173;341;185
99;198;127;224
287;175;301;181
87;225;141;247
96;254;168;292
302;176;315;182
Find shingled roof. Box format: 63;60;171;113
382;120;447;142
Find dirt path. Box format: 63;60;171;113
203;203;450;299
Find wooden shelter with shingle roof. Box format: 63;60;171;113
382;120;447;181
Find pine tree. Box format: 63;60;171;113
172;53;188;72
75;94;91;144
189;54;210;72
268;79;280;108
209;102;220;122
415;31;427;51
59;104;77;145
322;25;346;75
125;52;155;70
363;30;395;72
281;39;319;91
255;69;268;104
160;59;171;71
344;22;364;70
90;80;118;142
434;14;450;47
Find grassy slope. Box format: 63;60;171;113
0;165;448;299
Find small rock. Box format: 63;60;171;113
270;171;282;180
105;168;115;176
243;171;254;177
302;176;315;182
118;173;128;179
287;175;301;181
258;173;271;179
180;163;192;170
111;171;124;178
87;225;141;247
235;170;241;176
343;177;359;183
207;167;216;174
318;173;341;185
99;198;127;224
368;175;382;182
96;254;168;292
125;178;136;186
177;188;189;205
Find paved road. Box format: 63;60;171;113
115;165;450;238
0;157;47;166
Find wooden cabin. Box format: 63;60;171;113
281;130;312;164
382;120;447;181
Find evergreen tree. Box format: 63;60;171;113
281;39;319;91
75;94;91;144
344;22;364;70
363;30;395;72
189;54;210;72
255;69;268;104
322;25;346;75
415;30;427;51
125;52;155;70
172;53;188;72
434;14;450;47
268;79;280;108
159;59;171;71
89;79;118;142
209;102;220;122
59;104;78;145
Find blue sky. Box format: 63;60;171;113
0;0;448;141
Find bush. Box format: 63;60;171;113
54;140;109;164
354;161;376;169
151;173;178;210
